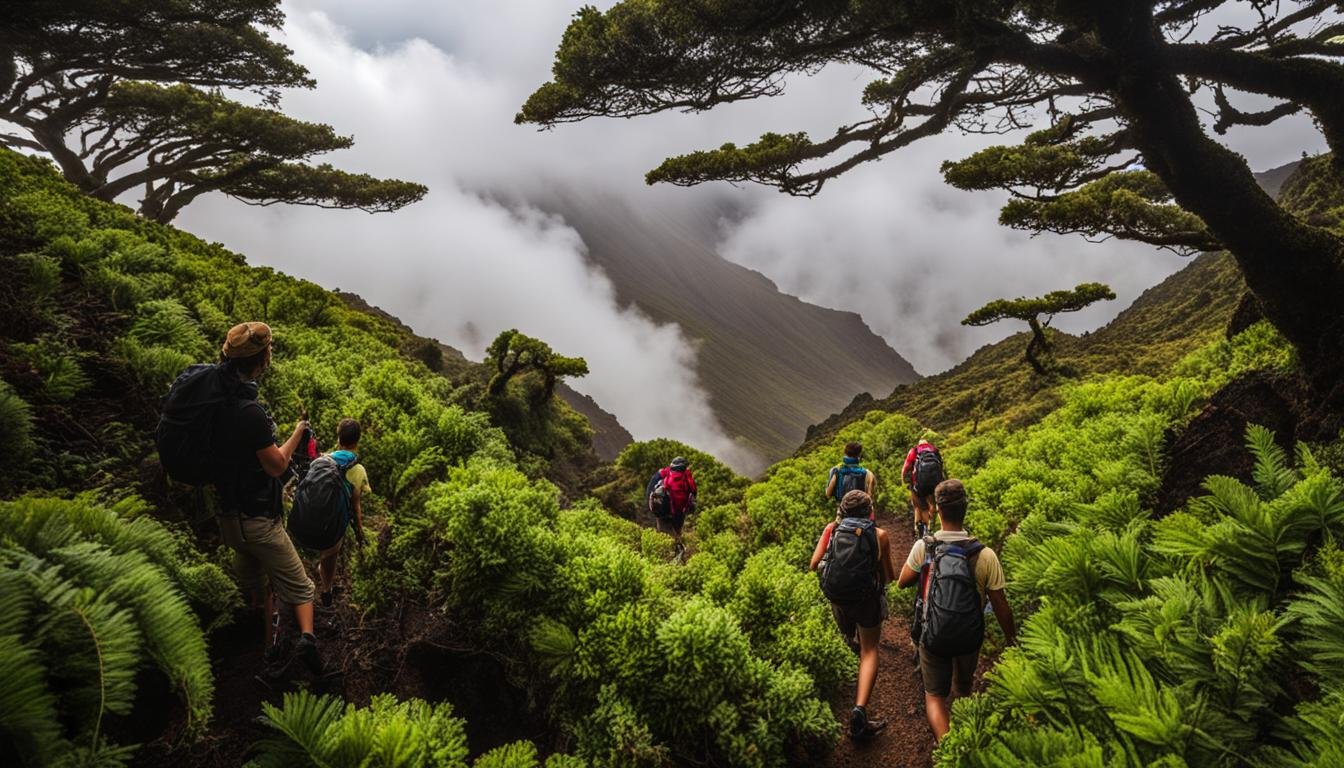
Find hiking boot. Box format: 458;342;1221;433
849;706;887;740
263;634;291;666
296;632;324;676
320;590;333;608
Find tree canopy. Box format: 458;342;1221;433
0;0;425;222
520;1;1344;397
963;282;1116;373
485;328;589;403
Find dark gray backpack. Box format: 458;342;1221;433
287;454;355;550
914;537;985;656
819;518;881;605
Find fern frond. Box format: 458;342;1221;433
1283;574;1344;688
0;635;64;765
48;542;214;732
1246;424;1296;500
252;691;344;768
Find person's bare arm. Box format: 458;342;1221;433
824;473;837;501
866;470;876;497
809;525;832;571
877;529;898;583
987;588;1016;644
352;483;367;546
897;563;920;589
255;420;308;478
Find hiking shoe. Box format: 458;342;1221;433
849;706;887;740
263;635;291;666
296;632;323;676
320;590;333;608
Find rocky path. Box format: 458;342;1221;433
825;507;937;768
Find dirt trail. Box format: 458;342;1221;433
825;508;937;768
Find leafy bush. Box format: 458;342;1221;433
933;427;1344;766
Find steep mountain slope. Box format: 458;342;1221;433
536;188;918;465
800;252;1246;452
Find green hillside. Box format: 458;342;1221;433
801;251;1246;454
3;140;1344;768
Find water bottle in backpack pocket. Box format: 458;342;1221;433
819;518;882;605
912;537;985;656
287;454;355;550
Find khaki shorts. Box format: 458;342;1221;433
919;646;977;698
217;515;315;606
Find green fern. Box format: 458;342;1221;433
128;299;206;355
0;495;224;766
250;692;476;768
1248;424;1298;500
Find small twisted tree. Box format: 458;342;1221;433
485;329;589;404
963;282;1115;374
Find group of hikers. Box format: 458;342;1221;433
817;440;1016;742
157;321;371;680
648;439;1017;744
161;321;1010;744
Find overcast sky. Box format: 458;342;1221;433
176;1;1328;465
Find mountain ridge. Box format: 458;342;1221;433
532;186;919;468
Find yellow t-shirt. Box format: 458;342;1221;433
905;530;1006;599
345;463;372;497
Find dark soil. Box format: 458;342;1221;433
135;560;546;767
1156;371;1307;515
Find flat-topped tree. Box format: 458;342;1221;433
519;1;1344;400
963;282;1116;375
486;329;589;404
0;0;425;222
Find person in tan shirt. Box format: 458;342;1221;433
897;479;1016;742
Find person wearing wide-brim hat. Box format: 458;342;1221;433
213;322;324;676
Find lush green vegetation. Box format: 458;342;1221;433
249;691;582;768
0;494;237;766
2;68;1343;768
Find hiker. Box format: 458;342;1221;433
825;442;876;511
288;417;371;607
902;437;944;538
647;456;697;556
204;322;322;673
897;479;1015;742
810;490;898;740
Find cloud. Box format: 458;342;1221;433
713;135;1185;374
175;1;1330;465
177;8;756;469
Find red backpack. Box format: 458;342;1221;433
659;467;696;515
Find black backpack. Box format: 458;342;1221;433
819;517;882;605
156;364;246;486
831;464;868;502
287;454;355;550
914;537;985;657
913;448;944;496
